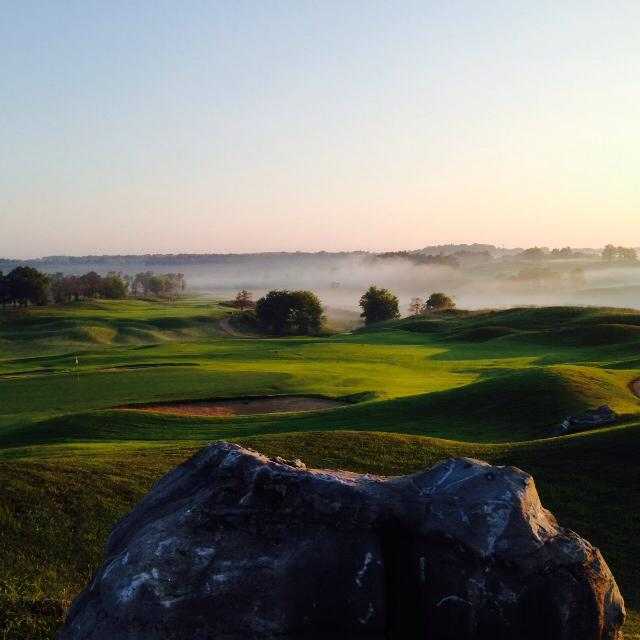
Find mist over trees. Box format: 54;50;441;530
131;272;185;298
407;293;456;315
425;292;456;312
2;242;640;315
408;297;424;316
602;245;638;263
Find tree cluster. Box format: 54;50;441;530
255;290;324;335
0;266;49;307
407;292;456;316
0;266;187;307
548;247;588;259
49;271;129;303
131;272;186;298
602;245;638;263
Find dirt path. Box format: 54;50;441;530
217;316;247;338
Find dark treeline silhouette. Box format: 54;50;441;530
0;267;186;307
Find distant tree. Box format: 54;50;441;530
132;271;153;296
255;290;291;335
452;249;491;264
255;290;323;335
550;247;574;259
359;286;400;325
65;275;84;301
602;244;617;262
518;247;547;261
48;273;69;303
424;292;456;312
288;290;323;335
375;252;460;268
100;273;128;299
602;245;638;263
408;297;424;316
131;271;185;299
6;266;49;306
80;271;102;298
235;289;254;310
621;247;638;262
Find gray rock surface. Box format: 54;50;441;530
60;442;625;640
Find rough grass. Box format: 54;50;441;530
1;430;638;638
0;298;230;358
0;300;639;638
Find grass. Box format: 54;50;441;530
0;300;639;638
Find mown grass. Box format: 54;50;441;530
0;301;639;638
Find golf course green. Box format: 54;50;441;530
1;298;639;638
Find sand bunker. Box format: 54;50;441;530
122;395;347;417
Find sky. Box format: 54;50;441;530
1;1;639;258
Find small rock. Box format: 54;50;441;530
558;404;617;435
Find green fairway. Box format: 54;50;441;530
1;299;639;638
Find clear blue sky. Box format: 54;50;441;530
2;1;639;258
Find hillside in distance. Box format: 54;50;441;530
2;244;640;313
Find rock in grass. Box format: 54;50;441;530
559;404;618;434
59;443;625;640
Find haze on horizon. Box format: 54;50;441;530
2;1;640;259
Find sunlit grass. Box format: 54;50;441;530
0;301;639;638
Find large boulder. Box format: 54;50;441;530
60;442;625;640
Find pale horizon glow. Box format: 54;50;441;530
2;1;640;259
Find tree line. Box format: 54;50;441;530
602;245;638;263
234;286;456;336
0;266;186;307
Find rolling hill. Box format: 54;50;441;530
0;300;638;638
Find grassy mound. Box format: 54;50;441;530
396;306;640;348
1;426;638;638
450;325;517;341
1;363;636;450
0;298;230;357
555;323;640;346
